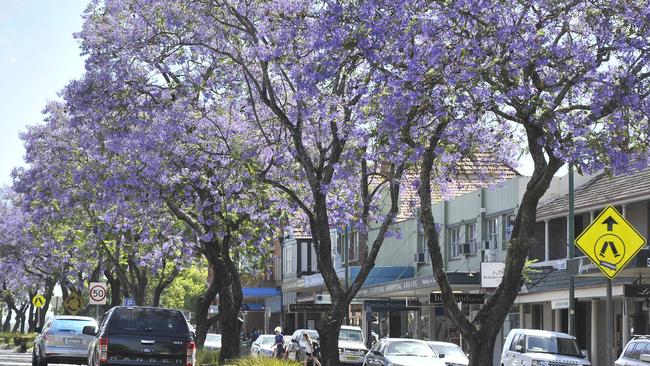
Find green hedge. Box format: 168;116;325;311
196;352;301;366
228;357;301;366
0;333;37;353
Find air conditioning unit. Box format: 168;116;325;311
459;243;471;255
484;249;498;262
414;252;427;264
314;294;332;304
483;239;496;251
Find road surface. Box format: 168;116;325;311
0;349;79;366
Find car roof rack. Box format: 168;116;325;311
631;335;650;340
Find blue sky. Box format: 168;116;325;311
0;0;88;187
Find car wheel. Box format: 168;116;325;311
37;354;48;366
31;349;38;366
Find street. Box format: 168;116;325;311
0;350;77;366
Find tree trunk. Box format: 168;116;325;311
317;305;347;366
105;269;122;309
152;267;180;308
213;249;243;363
27;303;36;333
3;308;12;332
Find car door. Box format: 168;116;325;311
365;340;385;366
501;334;519;366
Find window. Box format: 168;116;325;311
510;334;522;351
624;341;638;357
450;227;462;259
51;318;96;333
468;223;477;253
109;308;188;336
486;217;499;249
630;341;647;359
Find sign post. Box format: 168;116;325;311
89;282;108;321
575;205;646;365
32;294;46;328
63;292;84;315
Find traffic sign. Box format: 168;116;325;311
123;297;136;307
32;294;46;308
63;292;84;315
575;205;646;279
289;303;330;312
88;282;108;305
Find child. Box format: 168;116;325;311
303;333;321;366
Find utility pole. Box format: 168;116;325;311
344;225;349;325
568;165;576;336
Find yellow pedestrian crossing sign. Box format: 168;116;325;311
63;292;84;315
575;206;646;279
32;294;46;308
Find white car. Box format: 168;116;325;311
363;338;445;366
204;333;222;351
500;329;590;366
250;334;276;357
339;325;368;364
616;335;650;365
428;341;468;366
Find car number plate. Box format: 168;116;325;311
64;338;82;345
346;356;359;360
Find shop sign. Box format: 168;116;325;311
551;299;569;310
481;262;505;288
624;284;650;298
356;276;437;297
288;303;330;312
429;292;485;304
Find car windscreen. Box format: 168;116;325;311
339;329;363;342
305;330;319;340
260;336;275;346
526;335;581;357
430;343;465;357
110;308;188;336
385;340;436;357
51;319;96;334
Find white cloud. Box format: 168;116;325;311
9;56;16;64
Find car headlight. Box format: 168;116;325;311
531;361;549;366
386;363;405;366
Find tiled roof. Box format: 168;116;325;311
537;168;650;218
396;156;519;221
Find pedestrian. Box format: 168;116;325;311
302;333;321;366
274;326;286;359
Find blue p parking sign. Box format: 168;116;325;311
123;298;136;307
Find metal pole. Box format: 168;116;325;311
606;279;614;365
568;164;576;336
344;225;350;325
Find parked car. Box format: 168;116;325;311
32;315;98;366
204;333;222;351
363;338;445;366
500;329;590;366
428;341;468;366
250;334;276;357
287;329;320;361
339;326;368;365
84;306;196;366
616;335;650;365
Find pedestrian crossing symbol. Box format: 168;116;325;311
32;294;46;308
575;206;646;279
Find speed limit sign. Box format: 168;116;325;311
88;282;108;305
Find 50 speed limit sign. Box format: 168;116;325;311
88;282;108;305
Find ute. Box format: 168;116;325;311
84;306;195;366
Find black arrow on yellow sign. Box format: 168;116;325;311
34;297;44;307
602;216;618;231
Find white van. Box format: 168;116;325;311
500;329;590;366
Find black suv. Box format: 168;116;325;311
83;306;195;366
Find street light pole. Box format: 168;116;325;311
344;225;349;325
568;164;576;336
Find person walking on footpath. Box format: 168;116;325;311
303;333;321;366
273;326;286;359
